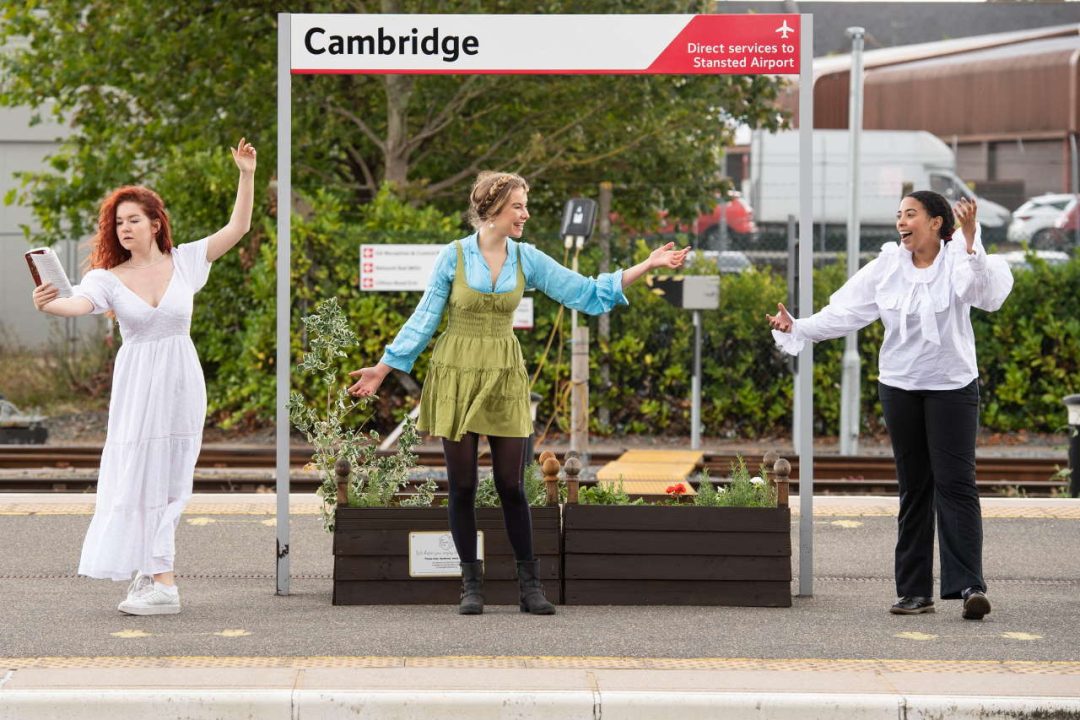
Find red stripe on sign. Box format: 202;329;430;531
293;69;673;76
646;14;800;75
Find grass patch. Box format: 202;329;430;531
0;334;114;415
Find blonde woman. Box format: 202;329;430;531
349;171;688;615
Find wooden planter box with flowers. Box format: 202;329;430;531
560;453;792;607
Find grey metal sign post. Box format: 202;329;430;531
274;12;814;597
797;15;815;597
645;275;720;450
275;13;292;595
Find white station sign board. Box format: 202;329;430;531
291;14;801;75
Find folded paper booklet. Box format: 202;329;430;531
24;247;74;298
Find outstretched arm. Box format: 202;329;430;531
206;138;256;263
621;242;691;288
32;283;93;317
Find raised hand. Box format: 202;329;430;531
953;197;978;251
766;302;794;333
231;137;257;175
649;242;692;270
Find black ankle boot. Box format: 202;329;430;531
459;560;484;615
516;559;555;615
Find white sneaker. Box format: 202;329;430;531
122;573;153;603
118;582;181;616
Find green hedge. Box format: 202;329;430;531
188;190;1080;436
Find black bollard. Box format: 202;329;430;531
1065;394;1080;498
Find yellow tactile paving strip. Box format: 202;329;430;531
2;656;1079;674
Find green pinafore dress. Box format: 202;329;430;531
417;240;533;441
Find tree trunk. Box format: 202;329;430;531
383;74;414;188
381;0;411;189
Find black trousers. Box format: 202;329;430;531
879;380;985;600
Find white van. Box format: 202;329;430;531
743;130;1011;247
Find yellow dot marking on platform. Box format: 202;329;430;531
185;517;215;526
895;632;937;641
110;630;152;639
214;629;252;638
830;520;864;528
1001;632;1043;641
261;518;277;527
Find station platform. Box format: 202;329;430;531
1;492;1078;718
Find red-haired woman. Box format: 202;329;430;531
31;139;256;615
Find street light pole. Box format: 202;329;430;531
840;26;865;456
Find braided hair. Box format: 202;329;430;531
466;171;529;229
905;190;956;243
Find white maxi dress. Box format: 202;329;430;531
73;238;211;581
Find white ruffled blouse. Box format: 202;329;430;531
772;227;1014;391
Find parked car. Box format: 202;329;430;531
1007;193;1077;248
686;249;753;274
1050;196;1080;249
997;250;1071;271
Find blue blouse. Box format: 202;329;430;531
380;233;629;373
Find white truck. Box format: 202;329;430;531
742;129;1011;248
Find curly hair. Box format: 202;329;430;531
905;190;956;243
88;186;174;270
466;171;529;229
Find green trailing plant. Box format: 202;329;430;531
287;298;419;531
578;479;646;506
693;470;722;507
472;462;548;509
401;477;439;508
716;456;777;508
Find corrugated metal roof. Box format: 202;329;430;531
785;24;1080;136
811;23;1079;78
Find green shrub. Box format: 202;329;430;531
192;189;1080;438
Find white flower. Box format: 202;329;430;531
750;476;765;486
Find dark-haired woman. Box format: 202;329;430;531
767;191;1013;620
32;139;256;615
348;171;689;615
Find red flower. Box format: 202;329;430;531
666;483;687;496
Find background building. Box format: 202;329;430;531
716;2;1080;209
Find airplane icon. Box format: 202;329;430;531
776;20;794;39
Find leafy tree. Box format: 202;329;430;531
1;0;787;426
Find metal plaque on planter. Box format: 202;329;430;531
408;531;484;577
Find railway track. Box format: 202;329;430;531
0;444;1068;496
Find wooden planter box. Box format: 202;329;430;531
333;506;562;605
562;504;792;607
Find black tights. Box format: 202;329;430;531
442;432;533;563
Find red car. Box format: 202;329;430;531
655;192;758;248
1053;197;1080;243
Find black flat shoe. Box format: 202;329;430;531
890;596;935;614
962;589;991;620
